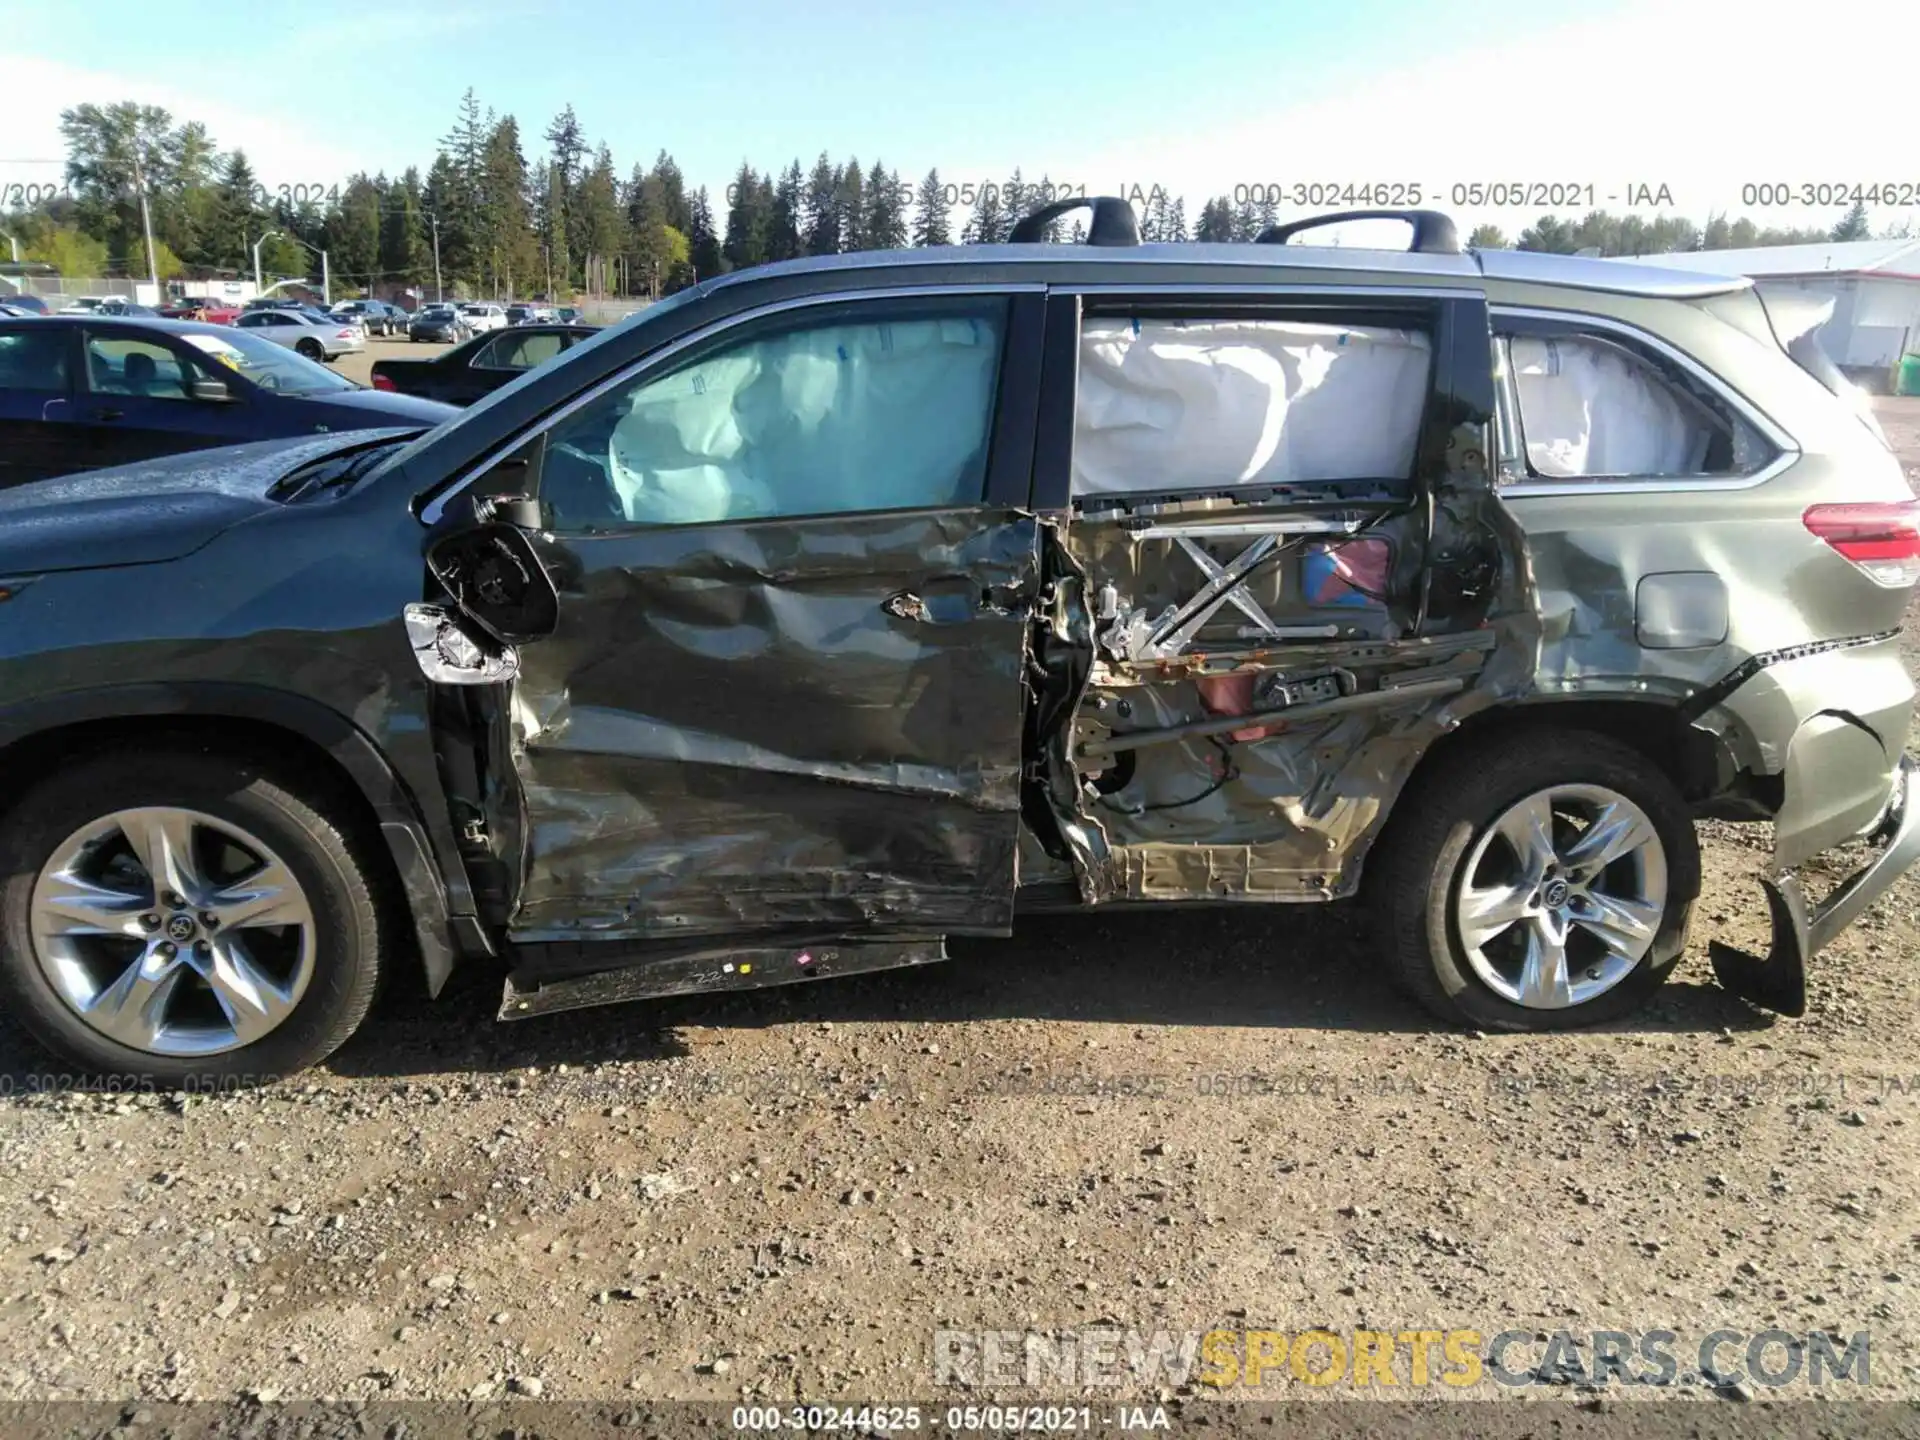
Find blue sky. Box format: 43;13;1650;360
5;0;1918;234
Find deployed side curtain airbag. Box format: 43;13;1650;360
1509;335;1713;477
1071;318;1432;496
606;316;1001;526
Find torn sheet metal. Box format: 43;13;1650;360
484;509;1040;940
1039;416;1544;905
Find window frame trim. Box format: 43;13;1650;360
418;282;1044;526
1490;305;1799;498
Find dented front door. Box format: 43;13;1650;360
482;291;1045;943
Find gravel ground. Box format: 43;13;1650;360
4;403;1920;1436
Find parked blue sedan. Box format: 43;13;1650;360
0;315;456;487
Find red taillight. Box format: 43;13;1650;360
1804;500;1920;587
372;374;395;391
337;327;355;339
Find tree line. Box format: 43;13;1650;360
0;93;1901;302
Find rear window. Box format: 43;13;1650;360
0;327;67;391
1494;325;1777;482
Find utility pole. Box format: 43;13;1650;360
429;213;442;303
320;248;330;306
131;149;159;293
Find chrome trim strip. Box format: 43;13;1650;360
1058;283;1479;301
418;283;1045;525
1489;304;1800;498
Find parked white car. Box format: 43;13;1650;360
458;302;508;333
232;307;365;361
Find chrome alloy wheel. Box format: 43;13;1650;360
28;807;317;1056
1453;784;1668;1010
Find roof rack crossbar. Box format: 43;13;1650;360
1009;196;1141;247
1254;209;1462;256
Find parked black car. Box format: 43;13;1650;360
408;305;471;343
0;315;456;486
370;323;596;404
334;299;409;337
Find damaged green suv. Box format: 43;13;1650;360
3;201;1917;1083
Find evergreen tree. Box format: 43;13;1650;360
723;161;771;270
325;174;382;291
913;169;952;246
210;150;266;272
688;187;722;281
1467;222;1508;251
802;153;839;255
836;157;866;251
379;166;429;292
576;145;625;293
1195;196;1234;242
864;161;906;250
1833;201;1871;242
769;161;804;262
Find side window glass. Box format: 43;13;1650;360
0;329;69;392
539;299;1007;532
84;336;202;400
1071;316;1432;498
1503;331;1773;480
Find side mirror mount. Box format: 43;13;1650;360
426;521;559;645
190;377;233;402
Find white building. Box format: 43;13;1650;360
1621;239;1920;377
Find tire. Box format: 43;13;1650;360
295;338;323;361
1365;728;1700;1032
0;749;385;1084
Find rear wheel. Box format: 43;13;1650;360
1366;729;1700;1031
295;337;324;361
0;750;384;1084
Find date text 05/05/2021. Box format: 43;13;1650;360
729;1405;1172;1432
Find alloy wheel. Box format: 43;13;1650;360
1453;784;1668;1009
28;807;317;1056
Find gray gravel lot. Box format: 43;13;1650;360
3;402;1920;1434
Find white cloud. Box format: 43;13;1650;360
1;58;383;189
1066;0;1920;235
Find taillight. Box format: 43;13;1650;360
337;327;355;338
372;374;395;391
1803;500;1920;587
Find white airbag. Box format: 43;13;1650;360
1071;318;1431;496
1510;335;1712;477
606;316;1000;525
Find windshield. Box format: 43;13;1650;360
181;328;357;395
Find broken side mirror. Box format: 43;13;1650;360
426;521;560;645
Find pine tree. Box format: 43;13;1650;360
964;184;1004;244
210;150;266;272
688;187;722;281
769;161;804;262
1833;200;1871;242
723;162;770;271
800;153;839;255
864;161;906;250
913;169;952;246
379;166;429;292
836;157;866;251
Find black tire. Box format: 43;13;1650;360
0;749;384;1084
1365;728;1700;1032
295;338;324;361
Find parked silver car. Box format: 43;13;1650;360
233;307;365;361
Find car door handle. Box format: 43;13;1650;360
91;407;124;422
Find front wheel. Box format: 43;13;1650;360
0;749;385;1084
1366;729;1700;1031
